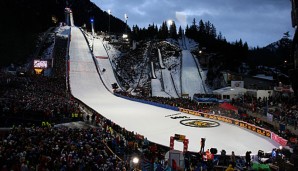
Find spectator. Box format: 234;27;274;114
245;151;252;168
171;159;177;171
225;164;234;171
230;151;236;167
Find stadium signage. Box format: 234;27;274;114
179;108;271;138
180;108;202;116
180;119;220;128
271;132;288;146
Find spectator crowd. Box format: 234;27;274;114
0;37;82;127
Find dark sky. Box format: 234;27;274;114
93;0;293;47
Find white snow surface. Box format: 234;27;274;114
93;37;119;92
158;49;166;69
69;27;278;155
179;36;208;98
151;79;171;98
56;26;70;38
161;69;179;98
254;74;274;81
181;50;205;98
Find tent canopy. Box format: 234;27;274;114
219;102;238;111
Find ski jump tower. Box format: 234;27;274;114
64;8;74;26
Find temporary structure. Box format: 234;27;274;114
213;86;247;100
219;102;238;112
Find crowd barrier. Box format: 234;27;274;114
271;132;288;146
179;108;288;146
114;94;179;111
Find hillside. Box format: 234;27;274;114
0;0;128;67
246;36;292;69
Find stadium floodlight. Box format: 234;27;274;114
124;13;128;34
90;18;95;38
167;19;173;27
108;10;111;34
131;156;139;170
90;18;95;51
124;13;128;21
132;157;139;164
122;34;128;39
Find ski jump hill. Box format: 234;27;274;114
68;26;280;155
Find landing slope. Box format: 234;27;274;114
69;27;278;155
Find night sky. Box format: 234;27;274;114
93;0;293;48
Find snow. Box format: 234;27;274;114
151;62;157;79
151;79;171;97
158;49;166;69
69;26;279;156
193;56;211;93
254;74;274;81
161;68;179;98
152;54;180;98
164;57;181;96
213;87;246;94
178;36;208;98
93;37;120;92
152;37;208;99
152;47;180;98
56;26;71;38
181;50;206;98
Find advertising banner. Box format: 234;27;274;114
271;132;288;146
231;81;244;88
179;108;271;138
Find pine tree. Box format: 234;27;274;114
187;18;198;39
217;32;223;40
178;26;183;38
169;21;178;39
243;42;249;51
205;21;211;35
158;21;168;39
210;24;217;38
198;19;205;34
185;24;190;37
131;25;140;40
283;31;290;39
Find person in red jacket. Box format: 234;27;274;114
172;159;177;171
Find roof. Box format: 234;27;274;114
213;86;247;95
253;74;274;81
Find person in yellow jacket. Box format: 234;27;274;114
225;164;234;171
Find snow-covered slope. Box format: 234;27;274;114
180;36;207;98
68;26;278;155
93;37;120;92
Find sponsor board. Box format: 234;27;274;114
179;108;201;116
180;119;220;128
179;107;271;138
271;132;288;146
231;81;244;88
